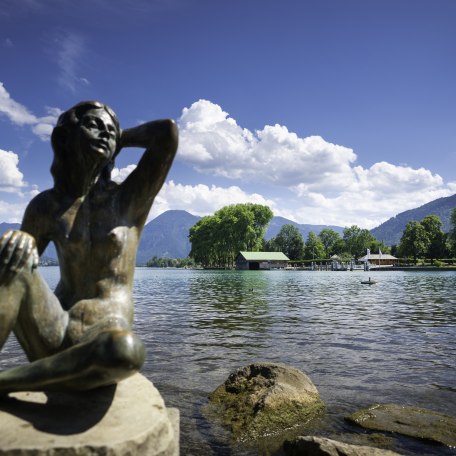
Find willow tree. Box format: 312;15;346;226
189;203;273;268
188;215;219;267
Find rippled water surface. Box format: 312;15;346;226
2;268;456;455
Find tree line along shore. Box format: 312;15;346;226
146;203;456;270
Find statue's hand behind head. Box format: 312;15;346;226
0;230;39;285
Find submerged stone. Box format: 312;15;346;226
346;403;456;447
283;436;402;456
208;362;325;440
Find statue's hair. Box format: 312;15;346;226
50;101;121;186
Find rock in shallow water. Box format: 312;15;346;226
346;403;456;447
208;362;325;440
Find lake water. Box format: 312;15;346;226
1;268;456;455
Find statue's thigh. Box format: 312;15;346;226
14;271;68;360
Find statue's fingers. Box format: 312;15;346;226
1;231;20;267
0;231;20;284
12;236;34;273
22;237;39;270
0;230;14;257
32;247;39;269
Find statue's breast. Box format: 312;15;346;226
96;226;130;258
52;194;137;263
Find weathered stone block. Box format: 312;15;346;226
0;373;179;455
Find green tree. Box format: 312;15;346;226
262;237;277;252
318;228;342;257
304;231;325;260
146;256;197;268
189;204;273;268
333;238;347;256
249;204;276;250
390;244;398;257
270;224;305;260
448;208;456;257
421;215;447;262
189;215;219;267
343;225;376;259
399;220;429;264
369;239;390;255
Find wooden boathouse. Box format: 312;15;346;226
358;253;399;267
236;251;290;270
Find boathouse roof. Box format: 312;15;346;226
358;253;398;261
238;251;290;261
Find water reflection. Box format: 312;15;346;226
1;268;455;455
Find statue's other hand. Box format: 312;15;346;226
0;230;39;285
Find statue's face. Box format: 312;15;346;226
77;108;118;161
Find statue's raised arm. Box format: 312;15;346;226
117;119;178;227
0;101;178;394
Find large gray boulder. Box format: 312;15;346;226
208;362;325;440
283;436;402;456
0;373;179;455
346;403;456;447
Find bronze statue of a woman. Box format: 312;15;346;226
0;101;178;392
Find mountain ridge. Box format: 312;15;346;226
370;193;456;245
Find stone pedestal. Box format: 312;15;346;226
0;374;179;455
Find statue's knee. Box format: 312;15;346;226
95;331;145;371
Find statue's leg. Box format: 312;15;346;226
0;329;145;393
1;266;67;357
1;267;144;393
0;280;23;351
12;269;68;361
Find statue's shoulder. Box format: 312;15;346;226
25;189;60;216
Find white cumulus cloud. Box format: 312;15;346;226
0;149;27;192
111;164;137;183
177;99;456;228
0;200;27;223
148;180;278;222
178;99;356;186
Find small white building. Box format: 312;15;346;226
358;253;399;267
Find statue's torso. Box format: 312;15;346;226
29;188;139;339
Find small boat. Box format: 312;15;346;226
361;277;377;285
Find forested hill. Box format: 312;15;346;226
135;210;200;264
265;216;344;240
370;193;456;246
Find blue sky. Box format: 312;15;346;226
1;0;455;229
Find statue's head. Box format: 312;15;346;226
50;101;121;186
